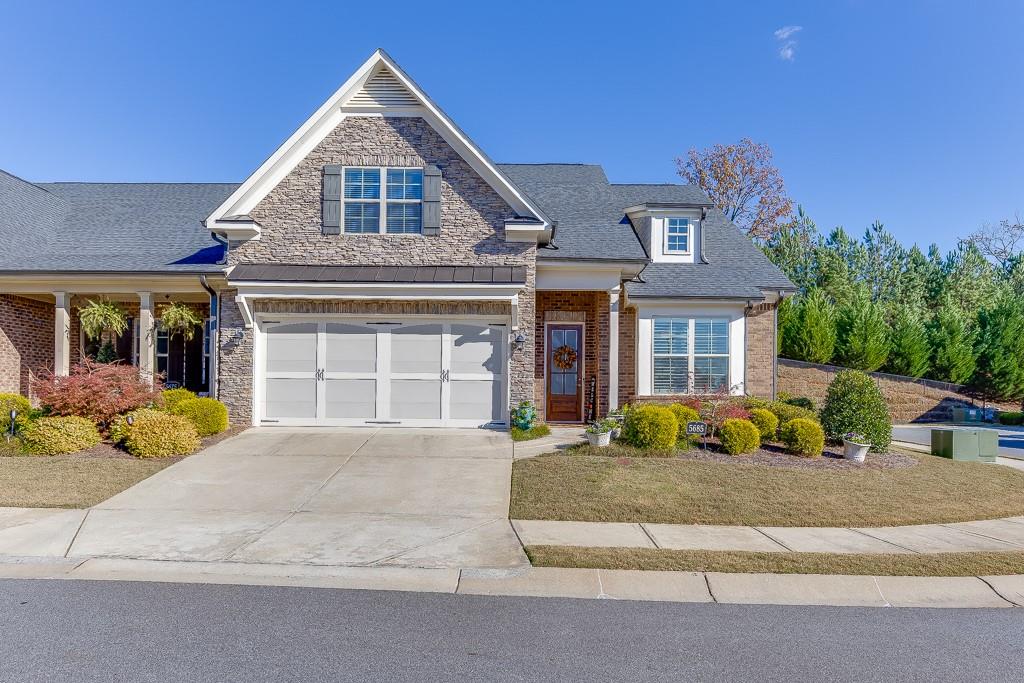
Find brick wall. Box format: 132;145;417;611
745;302;776;398
618;305;637;405
534;290;609;422
219;116;537;420
778;358;1022;423
0;294;54;398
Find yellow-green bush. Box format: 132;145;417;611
719;418;761;455
160;387;197;412
108;408;164;444
669;403;701;446
780;418;826;458
622;404;679;451
0;393;32;434
748;408;779;442
20;416;101;455
122;410;200;458
172;397;229;437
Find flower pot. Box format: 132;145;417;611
610;427;622;439
843;439;870;463
587;431;612;447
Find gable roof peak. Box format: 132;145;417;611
206;49;550;239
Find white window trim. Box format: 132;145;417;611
663;217;692;255
651;316;730;395
342;166;423;235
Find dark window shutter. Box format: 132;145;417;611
422;164;441;235
322;165;342;235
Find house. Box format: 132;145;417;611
0;50;795;428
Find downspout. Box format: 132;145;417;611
199;274;219;398
745;299;754;396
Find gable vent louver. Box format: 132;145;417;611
347;67;419;107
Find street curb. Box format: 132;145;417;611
0;555;1019;609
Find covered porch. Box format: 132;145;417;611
0;274;223;397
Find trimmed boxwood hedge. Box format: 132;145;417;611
719;418;761;455
622;405;679;451
20;416;101;455
780;418;826;458
172;397;229;437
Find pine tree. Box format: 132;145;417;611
777;295;799;358
928;300;977;385
884;305;931;378
762;206;819;292
970;296;1024;401
95;340;118;364
835;289;890;372
791;288;837;364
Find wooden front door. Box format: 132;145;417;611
546;324;583;422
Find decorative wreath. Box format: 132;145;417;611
552;344;578;370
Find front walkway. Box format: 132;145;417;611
0;428;528;569
513;517;1024;554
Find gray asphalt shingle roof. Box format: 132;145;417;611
0;164;793;298
0;179;236;273
498;164;649;261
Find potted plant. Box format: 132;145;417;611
608;407;626;437
842;431;870;463
78;299;129;363
585;419;616;447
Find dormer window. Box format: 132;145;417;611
664;217;690;254
343;167;423;234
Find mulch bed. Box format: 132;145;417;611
64;425;249;461
673;439;918;470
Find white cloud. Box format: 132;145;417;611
774;25;802;41
774;25;802;61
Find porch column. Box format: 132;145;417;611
53;291;71;376
608;286;620;410
137;291;154;381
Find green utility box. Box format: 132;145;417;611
977;430;999;463
951;406;984;424
931;428;978;460
931;428;998;462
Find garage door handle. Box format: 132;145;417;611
440;369;450;382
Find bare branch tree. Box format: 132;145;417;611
676;138;793;240
968;215;1024;270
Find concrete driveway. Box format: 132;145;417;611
63;428;528;569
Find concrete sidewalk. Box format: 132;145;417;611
1;555;1020;609
512;517;1024;554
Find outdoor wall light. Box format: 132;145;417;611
513;333;527;352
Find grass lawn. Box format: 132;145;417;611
511;424;552;442
510;447;1024;527
0;455;176;508
526;545;1024;577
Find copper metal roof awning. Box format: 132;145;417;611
228;264;528;285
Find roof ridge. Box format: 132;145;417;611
0;168;62;199
497;162;602;167
38;181;241;186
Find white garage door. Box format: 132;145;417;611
261;318;506;427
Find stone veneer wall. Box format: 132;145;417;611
534;291;610;422
778;358;1022;423
0;294;54;398
744;302;776;398
218;116;537;423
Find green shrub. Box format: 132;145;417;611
779;394;815;411
719;418;761;455
510;424;552;441
819;369;892;452
780;418;825;458
622;405;679;451
669;404;702;446
20;416;101;455
767;400;817;425
108;408;163;444
122;411;201;457
171;397;229;437
161;387;197;413
748;408;779;441
999;411;1024;426
0;393;32;434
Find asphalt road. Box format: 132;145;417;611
0;579;1022;682
893;425;1024;460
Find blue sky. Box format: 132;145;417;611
2;1;1022;252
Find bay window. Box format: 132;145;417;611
653;317;729;394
